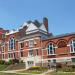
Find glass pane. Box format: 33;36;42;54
73;40;75;43
50;50;53;54
71;45;73;52
50;46;52;50
29;50;33;56
48;48;49;54
74;48;75;52
73;43;75;47
47;43;55;55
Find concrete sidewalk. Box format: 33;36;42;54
0;69;54;75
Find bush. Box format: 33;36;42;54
0;60;5;65
28;66;48;71
28;66;41;70
12;59;19;64
56;64;75;72
7;59;13;65
62;66;73;72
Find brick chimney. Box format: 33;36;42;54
43;17;48;32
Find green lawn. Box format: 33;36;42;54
0;73;19;75
0;71;75;75
0;72;31;75
46;72;75;75
0;65;8;71
19;70;43;74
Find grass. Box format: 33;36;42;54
46;71;75;75
0;73;31;75
19;66;48;74
19;70;43;74
0;73;19;75
0;64;8;71
0;71;75;75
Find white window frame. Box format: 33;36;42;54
28;49;34;57
70;40;75;53
2;53;5;59
47;43;56;55
9;38;15;51
29;40;34;48
20;42;24;49
8;53;13;58
1;46;5;52
20;51;24;57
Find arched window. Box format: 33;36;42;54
58;41;67;48
70;39;75;53
9;37;15;50
47;43;55;55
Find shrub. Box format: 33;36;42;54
7;59;13;65
28;66;41;70
0;60;5;65
12;59;19;64
28;66;48;71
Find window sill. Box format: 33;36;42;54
8;49;16;51
48;54;56;56
70;52;75;53
28;55;34;57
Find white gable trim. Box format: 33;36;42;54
26;23;38;32
39;24;47;32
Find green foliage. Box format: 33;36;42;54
62;66;73;72
28;66;48;71
0;64;8;71
56;64;75;72
0;60;5;64
7;59;13;65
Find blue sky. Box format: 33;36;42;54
0;0;75;35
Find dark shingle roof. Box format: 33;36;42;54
43;32;75;41
33;20;41;28
53;32;75;38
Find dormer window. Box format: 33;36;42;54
9;37;15;50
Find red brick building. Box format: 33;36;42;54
0;17;75;68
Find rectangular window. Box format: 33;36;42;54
20;51;23;57
29;50;33;56
2;33;5;38
2;46;4;52
2;54;4;59
20;42;24;49
8;53;13;58
36;49;38;56
27;61;34;67
29;40;34;48
13;53;16;58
